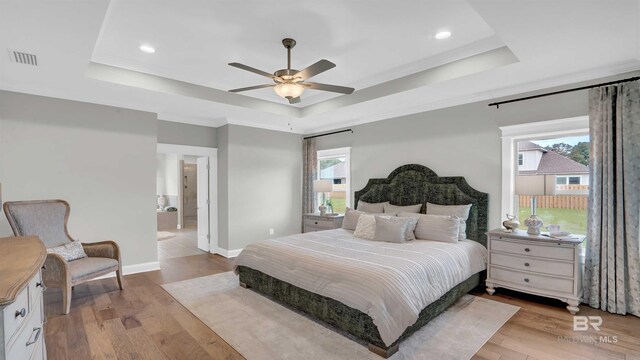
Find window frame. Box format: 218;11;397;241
317;147;351;212
556;176;568;185
568;176;581;185
499;116;589;218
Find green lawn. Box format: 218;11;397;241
518;207;587;235
327;198;346;214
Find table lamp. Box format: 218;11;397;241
313;180;333;215
515;175;556;235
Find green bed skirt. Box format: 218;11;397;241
237;266;481;351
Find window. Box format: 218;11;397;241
515;135;589;237
317;147;351;214
518;153;524;166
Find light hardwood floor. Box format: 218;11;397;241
44;253;640;360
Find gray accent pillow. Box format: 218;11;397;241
342;207;364;231
399;212;460;243
380;215;418;241
373;216;412;243
426;203;472;240
383;203;422;215
356;200;389;213
47;240;87;261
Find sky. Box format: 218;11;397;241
532;135;590;147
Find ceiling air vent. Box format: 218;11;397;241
10;50;38;66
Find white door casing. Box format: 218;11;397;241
196;156;210;252
157;143;218;255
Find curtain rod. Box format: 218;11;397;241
303;129;353;140
488;76;640;108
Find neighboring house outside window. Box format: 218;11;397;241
518;153;524;165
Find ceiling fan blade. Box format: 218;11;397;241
229;84;275;92
228;62;275;79
295;59;336;80
304;82;354;94
288;96;301;104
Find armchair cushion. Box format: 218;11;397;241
68;257;118;281
47;240;87;261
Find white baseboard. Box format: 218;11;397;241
90;261;161;281
215;248;243;258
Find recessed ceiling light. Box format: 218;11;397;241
435;31;452;40
139;44;155;53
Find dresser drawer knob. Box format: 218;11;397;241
524;278;530;283
15;308;26;318
524;248;530;252
524;262;530;267
314;221;318;224
36;281;47;291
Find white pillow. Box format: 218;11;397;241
383;203;422;215
426;203;472;240
356;200;389;213
399;212;460;243
342;207;364;231
353;214;376;240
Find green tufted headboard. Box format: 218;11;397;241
354;164;489;247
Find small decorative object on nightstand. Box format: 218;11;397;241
303;213;344;233
485;229;585;314
502;214;520;232
515;175;556;235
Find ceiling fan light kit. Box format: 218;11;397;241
228;38;354;104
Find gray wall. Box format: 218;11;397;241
217;125;230;249
0;91;158;267
315;78;611;230
157;120;218;147
217;124;302;250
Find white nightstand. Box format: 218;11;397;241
485;229;586;314
303;213;344;233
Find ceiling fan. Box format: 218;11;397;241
228;38;354;104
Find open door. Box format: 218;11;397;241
196;157;210;252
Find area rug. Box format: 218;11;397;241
162;272;519;360
156;231;175;241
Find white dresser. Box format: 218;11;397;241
0;236;47;360
485;229;585;314
303;213;344;233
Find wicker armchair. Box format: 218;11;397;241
3;200;124;314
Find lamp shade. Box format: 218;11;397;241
313;179;333;193
515;175;557;196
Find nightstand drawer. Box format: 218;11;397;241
491;252;574;277
491;267;574;294
491;239;574;261
491;253;573;277
5;299;43;360
3;286;30;347
304;218;335;229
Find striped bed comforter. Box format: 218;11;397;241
234;228;487;346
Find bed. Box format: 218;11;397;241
236;164;489;357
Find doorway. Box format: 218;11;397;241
156;144;218;260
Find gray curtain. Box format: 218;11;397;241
302;138;318;217
584;79;640;316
